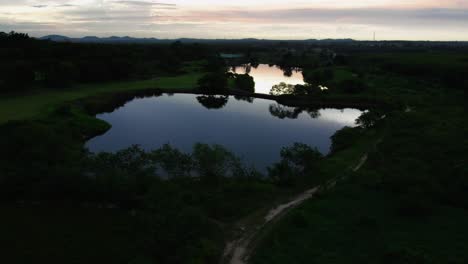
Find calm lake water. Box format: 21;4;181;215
86;94;363;170
230;64;305;94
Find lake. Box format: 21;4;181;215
230;64;305;94
86;94;363;170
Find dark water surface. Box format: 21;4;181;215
86;94;363;170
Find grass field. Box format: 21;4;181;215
0;72;203;124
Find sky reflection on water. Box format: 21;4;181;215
86;94;363;170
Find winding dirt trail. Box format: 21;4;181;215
221;153;370;264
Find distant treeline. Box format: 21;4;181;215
0;31;213;93
2;31;468;95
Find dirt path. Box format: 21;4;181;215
221;152;370;264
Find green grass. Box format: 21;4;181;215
0;72;203;124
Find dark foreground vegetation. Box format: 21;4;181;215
0;112;324;263
1;31;467;263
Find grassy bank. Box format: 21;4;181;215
0;72;203;124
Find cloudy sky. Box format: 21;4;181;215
0;0;467;40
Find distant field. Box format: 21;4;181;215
0;72;203;124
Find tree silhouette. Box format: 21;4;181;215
234;74;255;93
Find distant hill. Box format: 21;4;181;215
37;35;468;47
38;35;357;44
39;35;164;44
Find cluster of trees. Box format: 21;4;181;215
0;32;212;93
197;56;229;93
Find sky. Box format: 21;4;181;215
0;0;467;40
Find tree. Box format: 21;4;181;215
234;73;255;92
197;71;228;93
192;144;236;185
270;82;296;95
268;143;323;186
268;160;296;187
356;111;382;129
279;143;323;174
150;144;193;178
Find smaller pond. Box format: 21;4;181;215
86;94;364;171
230;64;305;94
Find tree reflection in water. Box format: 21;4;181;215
269;103;320;119
196;95;229;109
234;95;254;103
